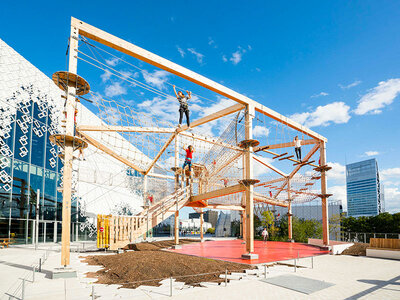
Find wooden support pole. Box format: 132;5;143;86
244;105;255;254
287;179;293;241
239;212;243;238
61;24;78;267
320;142;330;245
143;175;148;240
174;138;180;245
174;210;179;245
200;209;204;242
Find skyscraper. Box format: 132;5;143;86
346;158;383;217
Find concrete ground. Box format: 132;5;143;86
1;241;399;300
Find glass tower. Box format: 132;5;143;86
346;159;383;217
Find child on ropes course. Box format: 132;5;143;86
182;145;195;176
293;136;302;162
173;85;191;128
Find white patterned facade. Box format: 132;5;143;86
0;38;144;243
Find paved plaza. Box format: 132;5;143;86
1;241;399;299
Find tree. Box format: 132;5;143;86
261;210;279;239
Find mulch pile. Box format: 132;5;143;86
83;240;254;288
341;243;369;256
124;239;201;251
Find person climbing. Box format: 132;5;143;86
182;145;195;176
262;228;269;242
173;85;191;128
149;194;154;205
294;136;302;162
222;178;229;187
78;147;85;161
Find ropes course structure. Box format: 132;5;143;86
53;17;332;266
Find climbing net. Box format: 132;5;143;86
58;35;327;221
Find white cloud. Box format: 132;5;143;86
253;156;273;177
290;102;351;128
105;57;119;67
383;187;400;213
104;82;126;97
196;97;237;135
327;162;346;181
328;185;347;210
381;168;400;180
365;151;379;157
230;50;243;65
222;55;228;62
355;79;400;115
101;70;112;82
208;37;217;48
187;48;204;64
311;92;329;98
176;46;185;58
137;94;203;125
339;80;362;89
141;70;170;90
253;126;270;138
138;95;178;124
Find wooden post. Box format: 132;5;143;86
244;105;255;254
239;211;243;238
143;175;148;240
61;24;78;267
174;135;180;245
287;178;293;241
320;142;330;245
200;209;204;242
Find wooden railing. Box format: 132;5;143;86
370;238;400;250
97;186;191;250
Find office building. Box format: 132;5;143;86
189;210;218;227
346;159;383;217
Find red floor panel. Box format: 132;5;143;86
168;240;329;265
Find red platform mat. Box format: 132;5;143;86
168;240;329;265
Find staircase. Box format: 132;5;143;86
97;185;191;250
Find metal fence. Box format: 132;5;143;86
339;232;400;244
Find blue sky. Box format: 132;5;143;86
1;1;400;214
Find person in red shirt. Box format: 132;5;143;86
182;145;195;174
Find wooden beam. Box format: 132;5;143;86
254;139;318;152
209;152;243;178
77;125;175;134
177;103;244;132
145;132;177;175
253;155;288;177
190;184;246;202
254;177;286;187
205;205;245;211
79;131;145;174
71;17;326;142
273;144;320;198
253;194;288;207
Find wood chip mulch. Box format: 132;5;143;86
83;239;255;288
341;243;369;256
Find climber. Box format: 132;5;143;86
173;85;191;128
293;136;302;162
182;145;195;176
